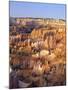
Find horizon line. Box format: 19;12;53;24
10;16;66;20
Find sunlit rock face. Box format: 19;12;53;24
47;53;56;61
32;53;39;58
32;62;44;75
40;50;49;57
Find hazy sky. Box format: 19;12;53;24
9;1;66;19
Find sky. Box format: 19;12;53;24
9;1;66;19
